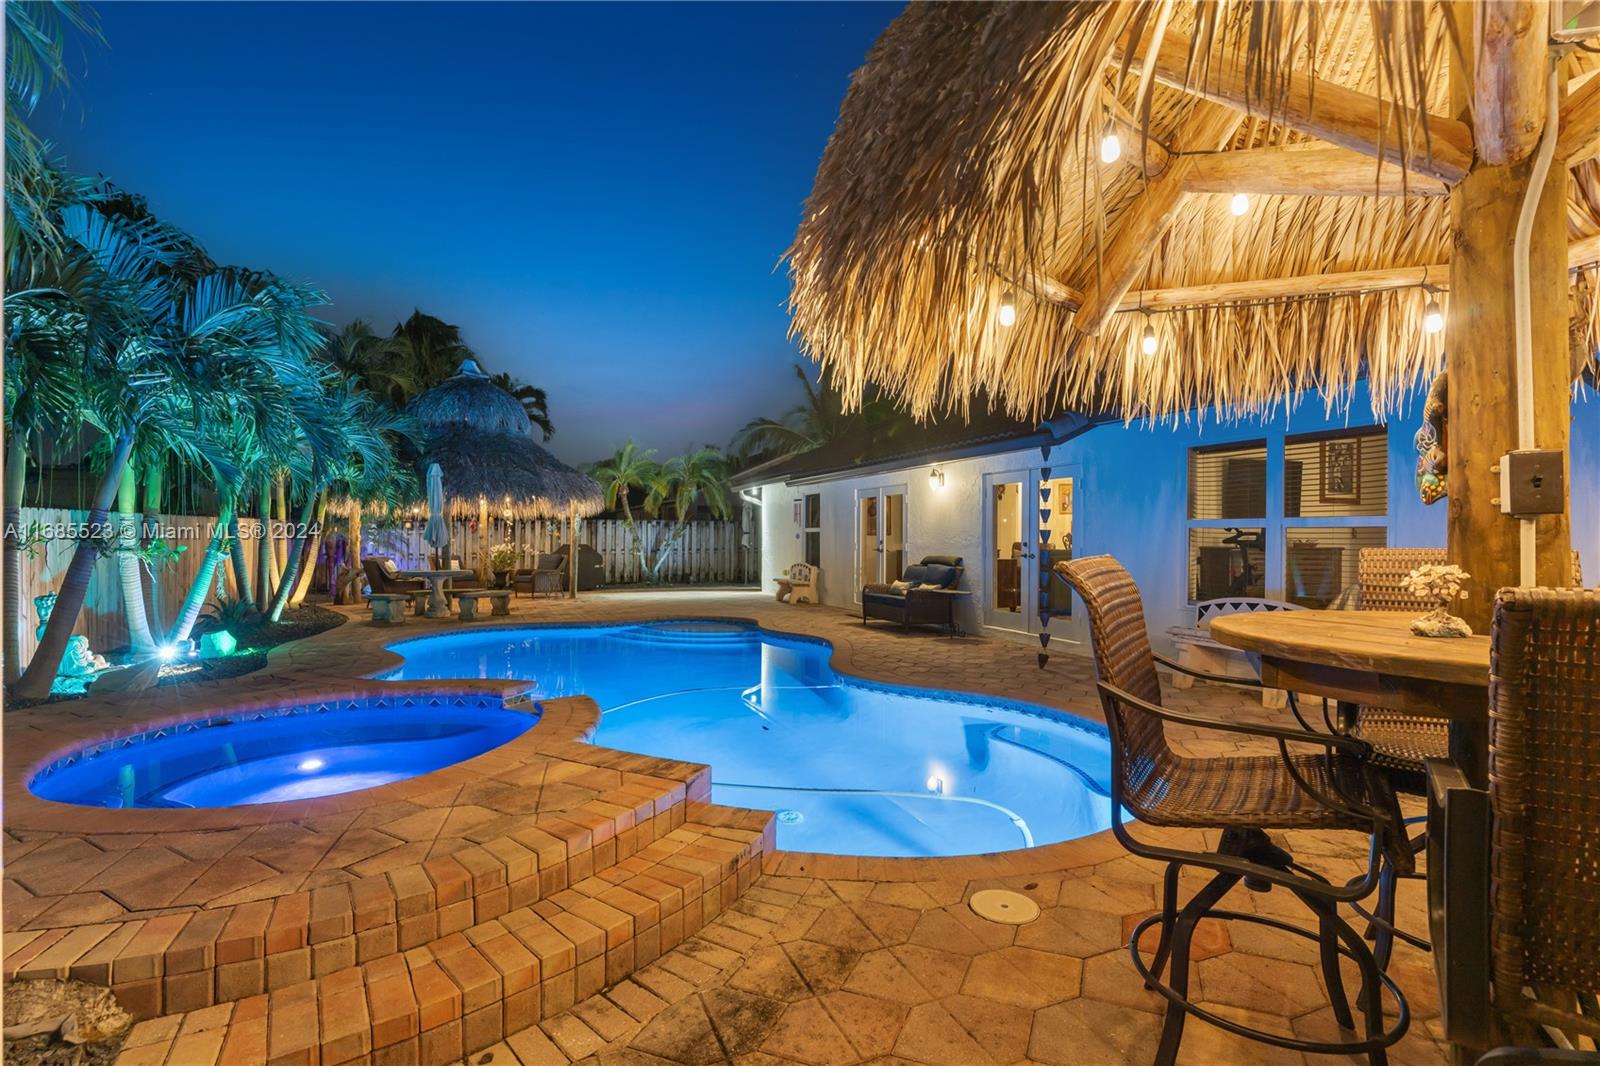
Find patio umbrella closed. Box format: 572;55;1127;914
423;463;449;567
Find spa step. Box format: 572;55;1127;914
108;806;773;1066
4;762;758;1022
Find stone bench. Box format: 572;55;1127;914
1166;597;1303;708
456;589;513;620
369;593;410;624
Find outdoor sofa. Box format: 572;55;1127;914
861;555;964;631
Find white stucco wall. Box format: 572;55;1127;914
756;383;1600;658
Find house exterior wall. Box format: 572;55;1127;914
756;383;1599;658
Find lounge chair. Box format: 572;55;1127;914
362;557;425;599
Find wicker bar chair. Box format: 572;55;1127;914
1057;555;1412;1065
1426;587;1600;1061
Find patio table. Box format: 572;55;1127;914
397;568;470;619
1208;609;1491;784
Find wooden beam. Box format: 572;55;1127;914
1071;103;1243;335
1117;264;1442;311
1102;93;1173;178
1474;1;1550;165
1182;145;1448;197
1117;29;1474;184
1022;236;1600;314
1560;68;1600;164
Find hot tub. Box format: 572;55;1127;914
29;693;539;809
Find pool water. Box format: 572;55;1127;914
30;697;538;808
383;622;1113;857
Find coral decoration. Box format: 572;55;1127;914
1401;563;1473;637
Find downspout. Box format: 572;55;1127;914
1510;9;1563;585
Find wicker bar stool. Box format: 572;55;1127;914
1057;555;1412;1066
1427;587;1600;1062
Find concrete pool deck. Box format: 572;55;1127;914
3;589;1445;1064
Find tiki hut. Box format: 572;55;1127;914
789;0;1600;625
405;360;602;591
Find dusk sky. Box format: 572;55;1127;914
33;1;899;464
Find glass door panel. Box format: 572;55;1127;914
984;473;1027;631
855;485;909;598
856;489;879;596
881;492;905;580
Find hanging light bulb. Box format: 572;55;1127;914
1230;192;1250;217
1099;126;1122;165
1423;296;1444;334
998;291;1017;328
1141;319;1159;356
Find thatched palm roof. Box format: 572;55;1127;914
788;1;1600;423
406;360;602;519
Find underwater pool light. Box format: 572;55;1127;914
298;757;326;772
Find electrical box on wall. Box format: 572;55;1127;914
1498;450;1565;516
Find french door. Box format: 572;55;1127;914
981;466;1078;634
854;485;907;597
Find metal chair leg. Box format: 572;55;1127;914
1153;871;1240;1066
1144;861;1182;989
1296;891;1357;1031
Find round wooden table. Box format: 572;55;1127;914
397;568;470;618
1209;610;1492;782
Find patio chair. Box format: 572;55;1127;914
1057;555;1411;1066
362;557;425;598
512;554;566;598
1426;587;1600;1060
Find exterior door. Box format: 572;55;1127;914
982;466;1077;635
854;485;907;597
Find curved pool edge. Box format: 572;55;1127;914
377;616;1111;744
4;602;1129;879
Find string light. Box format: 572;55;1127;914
998;291;1017;327
1140;318;1159;356
1099;126;1122;165
1423;296;1444;334
1230;192;1251;217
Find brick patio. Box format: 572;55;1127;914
4;589;1445;1064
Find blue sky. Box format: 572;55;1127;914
33;1;899;463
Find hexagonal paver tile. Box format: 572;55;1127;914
939;993;1035;1064
816;990;908;1060
728;945;812;1002
891;1001;993;1065
1122;912;1231;962
1193;952;1328;1018
959;946;1081;1008
1028;997;1160;1066
761;998;859;1066
842;949;933;1005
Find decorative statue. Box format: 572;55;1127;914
53;635;113;695
33;591;56;642
1414;372;1448;505
1402;564;1473;638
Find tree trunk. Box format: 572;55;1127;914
256;480;274;609
289;494;327;607
271;476;288;580
4;428;29;684
648;522;691;583
141;457;164;638
14;430;136;699
228;509;252;608
168;497;236;644
268;493;318;621
116;464;157;656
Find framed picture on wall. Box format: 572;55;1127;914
1320;438;1361;502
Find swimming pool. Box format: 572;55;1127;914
383;621;1113;858
29;694;539;808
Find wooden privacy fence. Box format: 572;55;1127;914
11;509;758;665
10;508;265;667
364;516;758;587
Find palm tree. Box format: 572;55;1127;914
590;441;662;578
730;363;909;464
640;447;732;583
371;310;473;405
488;372;553;441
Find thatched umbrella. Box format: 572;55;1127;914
789;0;1600;623
406;360;602;595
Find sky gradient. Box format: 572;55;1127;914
33;1;899;463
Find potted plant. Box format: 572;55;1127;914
488;542;518;588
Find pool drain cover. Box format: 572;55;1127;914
777;810;803;825
969;889;1040;925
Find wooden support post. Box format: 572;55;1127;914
568;504;578;599
1447;0;1571;630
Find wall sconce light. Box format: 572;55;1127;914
929;467;945;490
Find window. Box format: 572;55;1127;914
802;493;821;567
1187;441;1267;601
1282;428;1389;607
